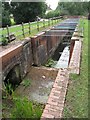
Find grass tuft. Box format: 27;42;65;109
21;79;31;87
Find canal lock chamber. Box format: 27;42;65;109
3;18;79;94
14;18;80;106
43;18;79;69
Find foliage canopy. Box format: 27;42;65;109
2;2;47;26
2;3;11;27
10;2;47;24
56;2;89;16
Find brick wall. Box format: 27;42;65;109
31;32;47;66
1;38;33;83
31;30;69;66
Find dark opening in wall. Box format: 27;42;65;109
4;65;21;93
52;32;72;61
52;43;67;61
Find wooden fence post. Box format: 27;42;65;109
57;17;58;22
43;19;45;28
37;20;39;31
22;22;25;38
29;22;31;34
52;18;53;25
55;17;56;23
58;18;59;22
48;19;50;26
57;18;58;22
6;25;10;41
49;18;51;25
2;28;4;38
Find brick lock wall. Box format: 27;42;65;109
20;38;33;77
2;38;33;82
2;44;22;81
31;32;48;66
30;29;70;66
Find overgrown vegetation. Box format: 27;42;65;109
2;95;43;119
10;97;43;119
2;83;44;119
21;79;31;87
1;36;8;46
2;83;14;99
45;58;57;67
63;19;88;118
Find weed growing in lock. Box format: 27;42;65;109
45;58;57;67
2;82;44;119
2;82;14;99
21;79;31;87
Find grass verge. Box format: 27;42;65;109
63;19;88;118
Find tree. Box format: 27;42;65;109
2;2;11;27
88;2;90;20
56;2;89;16
10;2;47;24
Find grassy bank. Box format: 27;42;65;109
63;19;88;118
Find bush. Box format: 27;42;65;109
45;10;60;19
10;18;16;25
1;36;8;46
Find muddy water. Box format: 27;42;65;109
15;67;58;104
